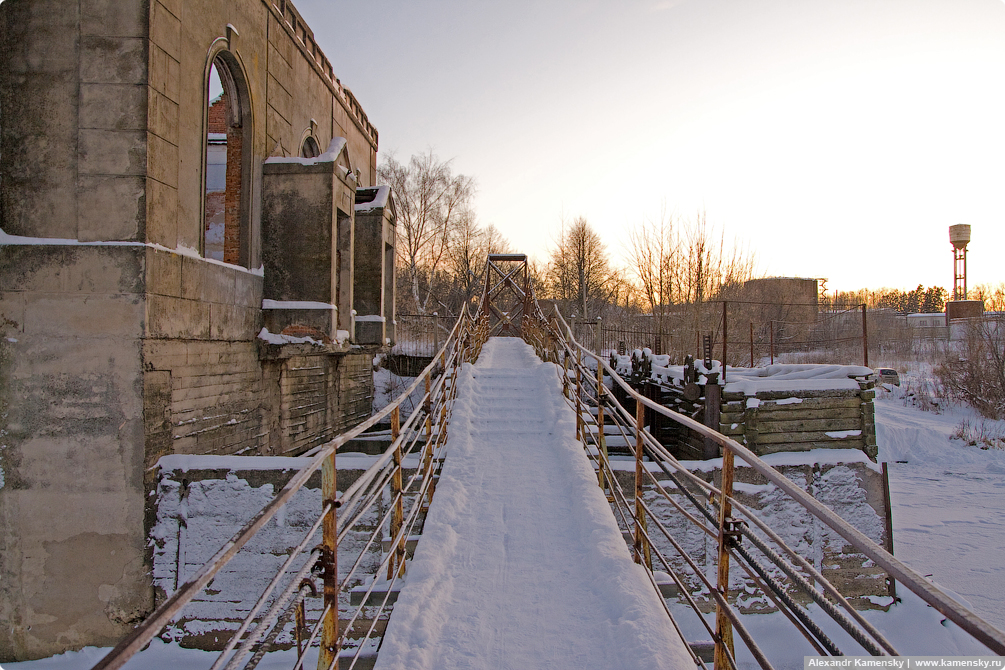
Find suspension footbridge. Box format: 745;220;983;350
93;255;1005;670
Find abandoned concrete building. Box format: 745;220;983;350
0;0;396;659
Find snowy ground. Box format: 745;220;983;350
875;384;1005;633
8;361;1005;668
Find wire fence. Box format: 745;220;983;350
570;304;952;369
391;314;456;357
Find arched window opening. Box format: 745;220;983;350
300;135;320;159
204;54;250;266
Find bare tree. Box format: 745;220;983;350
623;209;757;361
546;216;617;319
445;219;513;313
378;151;475;314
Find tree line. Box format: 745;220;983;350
382;150;1001;327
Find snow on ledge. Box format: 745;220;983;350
0;228;265;277
156;454;314;473
354;314;385;322
679;447;881;473
261;299;336;310
354;185;391;212
264;137;347;166
257;327;324;346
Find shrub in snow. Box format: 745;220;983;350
951;417;1005;450
936;315;1005;419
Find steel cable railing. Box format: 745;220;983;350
92;307;490;670
522;302;1005;668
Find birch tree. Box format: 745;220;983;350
378;151;475;314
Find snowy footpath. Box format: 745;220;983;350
373;337;694;670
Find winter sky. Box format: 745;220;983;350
295;0;1005;293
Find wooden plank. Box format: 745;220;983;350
758;407;861;421
722;388;864;401
722;407;862;424
726;396;863;410
756;430;864;445
756;439;865;454
757;417;862;434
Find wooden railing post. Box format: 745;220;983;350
387;406;404;580
317;449;338;670
714;447;736;670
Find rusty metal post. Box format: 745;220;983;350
423;372;433;511
596;364;609;495
575;347;583;441
562;349;570;399
722;300;728;382
749;322;754;368
633;398;651;568
882;461;897;598
714;447;736;670
387;406;404;580
317;449;338;670
862;303;869;367
770;320;774;365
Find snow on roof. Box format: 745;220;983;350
723;363;872;395
354;185;391;212
264;137;348;166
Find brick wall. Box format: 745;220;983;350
144;339;375;464
208;93;228;134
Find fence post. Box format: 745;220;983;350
318;448;338;670
770;320;775;365
714;446;736;670
749;322;754;368
862;303;869;367
387;406;404;580
722;300;728;382
433;312;440;355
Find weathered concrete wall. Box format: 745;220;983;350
0;246;151;658
0;0;387;660
0;0;149;241
353;187;397;345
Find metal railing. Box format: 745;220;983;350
93;308;490;670
523;302;1005;668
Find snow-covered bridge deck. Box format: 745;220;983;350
373;337;693;669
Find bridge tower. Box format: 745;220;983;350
479;254;532;337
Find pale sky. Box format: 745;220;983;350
295;0;1005;293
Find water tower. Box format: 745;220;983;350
950;224;971;301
